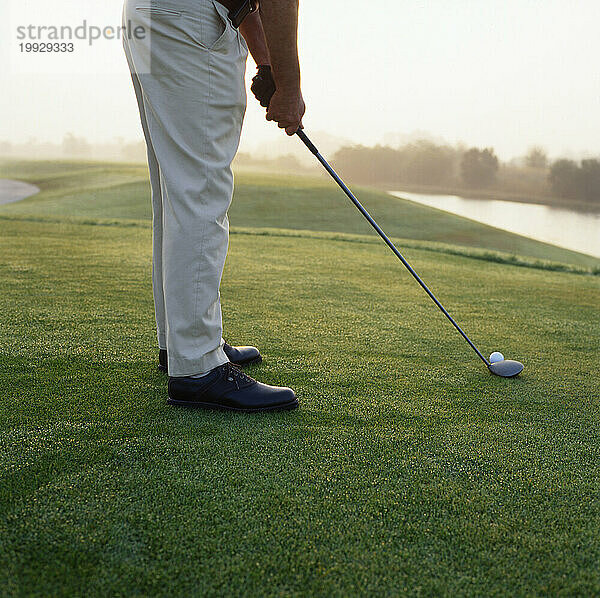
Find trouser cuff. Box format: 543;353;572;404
167;344;229;377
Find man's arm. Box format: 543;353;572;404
258;0;305;135
239;11;270;66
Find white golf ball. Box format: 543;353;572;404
489;351;504;364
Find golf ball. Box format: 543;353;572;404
489;351;504;364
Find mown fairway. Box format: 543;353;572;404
1;161;599;596
1;159;598;269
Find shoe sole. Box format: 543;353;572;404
166;397;299;413
158;355;263;375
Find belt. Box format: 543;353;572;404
216;0;258;28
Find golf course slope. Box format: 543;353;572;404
1;160;599;596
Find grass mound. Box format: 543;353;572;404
1;159;598;270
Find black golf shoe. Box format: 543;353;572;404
223;343;262;366
158;342;262;374
167;362;298;412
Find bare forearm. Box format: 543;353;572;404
239;12;270;66
259;0;300;91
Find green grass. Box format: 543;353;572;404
2;159;598;269
1;161;599;596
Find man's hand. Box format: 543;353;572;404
266;88;305;135
251;65;276;108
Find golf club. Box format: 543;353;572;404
296;129;524;378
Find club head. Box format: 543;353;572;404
488;359;524;378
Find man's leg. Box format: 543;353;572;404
123;0;297;411
123;65;167;351
123;0;246;376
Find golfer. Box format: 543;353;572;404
123;0;304;411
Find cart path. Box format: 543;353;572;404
0;179;40;205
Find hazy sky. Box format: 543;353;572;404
2;0;600;159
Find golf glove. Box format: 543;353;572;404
251;65;276;108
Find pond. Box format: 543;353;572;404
389;191;600;258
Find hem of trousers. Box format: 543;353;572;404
167;346;230;378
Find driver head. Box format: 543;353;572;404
488;359;524;378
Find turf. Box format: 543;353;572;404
1;159;598;269
1;161;599;596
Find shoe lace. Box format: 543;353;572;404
222;362;253;390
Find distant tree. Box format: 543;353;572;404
332;145;401;184
460;148;499;187
403;140;456;186
548;158;600;202
62;133;91;157
548;159;580;198
525;146;548;169
580;159;600;202
331;142;461;187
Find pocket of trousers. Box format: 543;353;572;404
205;0;230;51
135;1;232;52
184;0;232;52
135;7;182;17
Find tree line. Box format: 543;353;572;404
2;134;598;204
330;142;599;204
549;159;600;202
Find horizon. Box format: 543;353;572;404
1;0;600;161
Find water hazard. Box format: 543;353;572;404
389;191;600;259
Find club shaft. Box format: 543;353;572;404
296;129;490;367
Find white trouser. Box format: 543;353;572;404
123;0;248;376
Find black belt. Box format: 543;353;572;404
217;0;258;28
